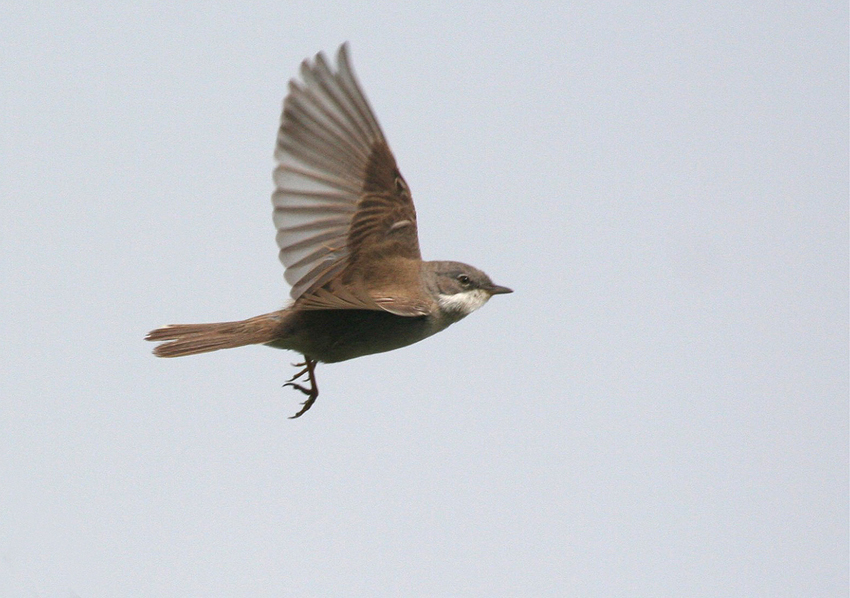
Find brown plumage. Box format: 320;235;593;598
146;313;283;358
146;44;511;418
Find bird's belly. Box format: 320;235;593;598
265;309;442;363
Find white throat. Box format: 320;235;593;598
437;289;490;318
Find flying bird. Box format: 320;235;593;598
146;44;512;417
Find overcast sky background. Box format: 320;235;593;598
1;2;847;597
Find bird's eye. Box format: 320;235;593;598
457;274;471;286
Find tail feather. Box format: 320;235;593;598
146;312;283;357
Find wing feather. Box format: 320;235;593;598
272;43;428;314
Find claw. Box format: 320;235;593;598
283;357;319;418
286;362;311;383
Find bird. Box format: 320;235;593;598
146;44;512;418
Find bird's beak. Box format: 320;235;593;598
488;284;513;295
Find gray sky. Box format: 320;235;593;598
1;1;847;596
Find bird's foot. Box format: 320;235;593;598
284;357;319;418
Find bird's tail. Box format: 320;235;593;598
145;312;284;357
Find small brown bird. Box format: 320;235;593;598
146;44;512;417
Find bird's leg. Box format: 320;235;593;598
284;357;319;418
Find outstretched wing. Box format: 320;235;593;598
272;44;429;315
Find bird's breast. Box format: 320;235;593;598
266;308;447;363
